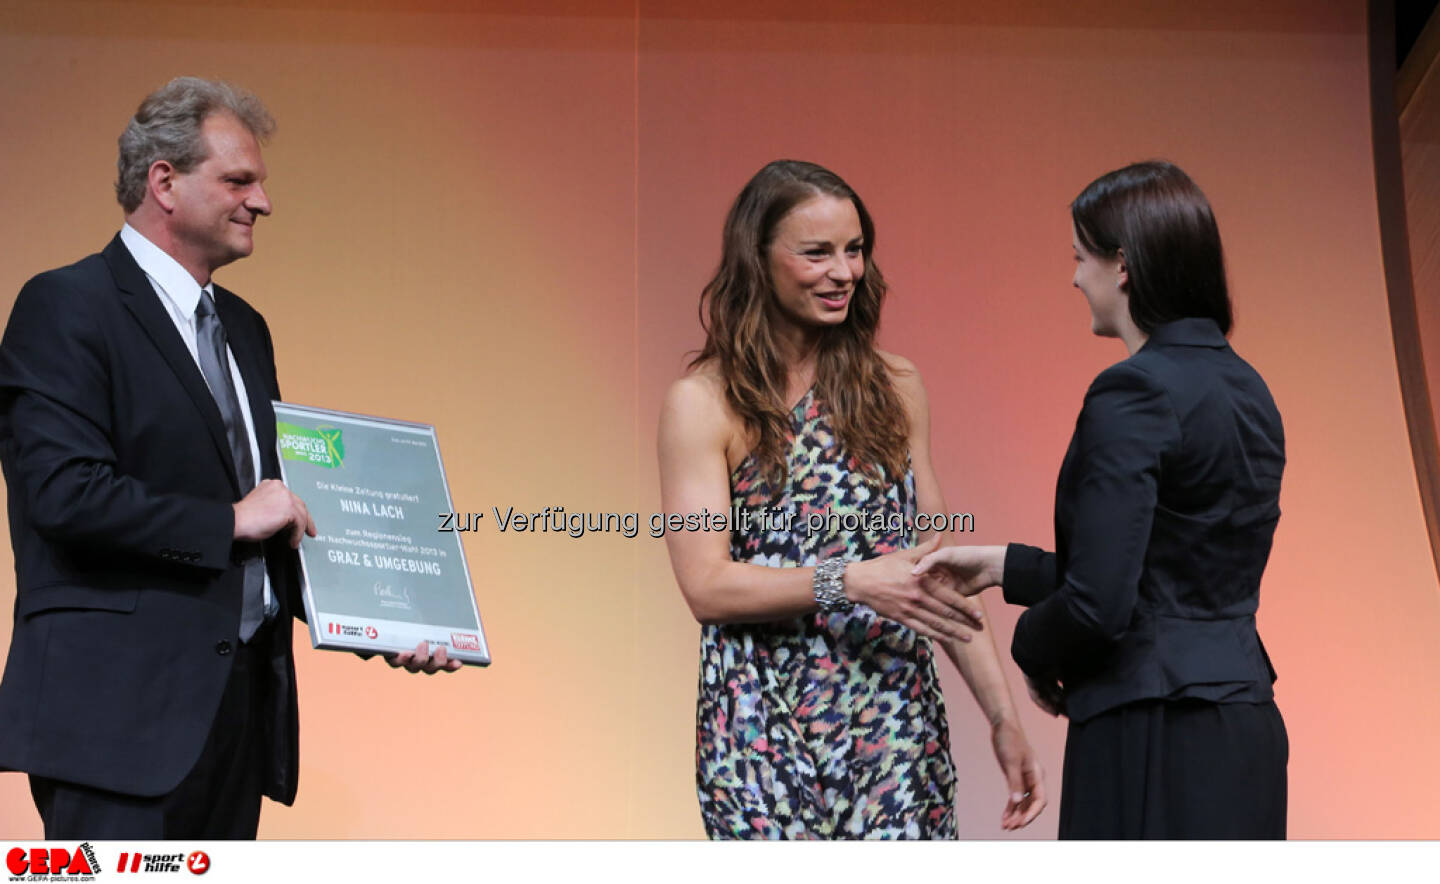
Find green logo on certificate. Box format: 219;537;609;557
278;422;346;468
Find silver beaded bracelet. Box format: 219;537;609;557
812;556;853;613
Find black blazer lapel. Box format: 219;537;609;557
213;287;279;482
212;286;303;622
102;235;241;494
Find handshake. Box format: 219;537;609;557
842;538;1065;717
838;536;1003;642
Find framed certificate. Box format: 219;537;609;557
273;402;490;666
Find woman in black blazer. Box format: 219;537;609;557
915;161;1287;839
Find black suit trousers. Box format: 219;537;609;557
1057;698;1289;839
28;624;275;840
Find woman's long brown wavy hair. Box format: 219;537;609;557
691;159;909;482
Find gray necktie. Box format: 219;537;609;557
195;291;267;641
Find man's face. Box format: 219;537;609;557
167;112;271;277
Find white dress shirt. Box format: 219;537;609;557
119;224;273;611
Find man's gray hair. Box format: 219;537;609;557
115;77;275;213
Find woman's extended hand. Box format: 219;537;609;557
910;544;1007;597
845;537;985;641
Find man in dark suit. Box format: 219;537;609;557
0;77;455;839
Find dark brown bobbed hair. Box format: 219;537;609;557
1071;160;1233;335
691;159;909;482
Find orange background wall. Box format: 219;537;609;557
0;0;1435;838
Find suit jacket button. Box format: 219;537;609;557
216;640;233;656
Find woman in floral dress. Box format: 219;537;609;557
657;160;1045;838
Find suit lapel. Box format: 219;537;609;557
214;286;279;481
214;290;300;622
103;236;241;493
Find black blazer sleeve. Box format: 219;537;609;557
1009;362;1181;678
1002;542;1057;607
0;272;234;568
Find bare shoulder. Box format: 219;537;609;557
659;363;735;445
663;364;726;417
879;349;918;376
878;349;928;407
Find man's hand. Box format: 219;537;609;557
386;641;463;675
233;479;316;548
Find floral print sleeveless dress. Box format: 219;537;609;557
695;389;957;839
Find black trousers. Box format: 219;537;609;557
30;628;271;840
1058;698;1288;839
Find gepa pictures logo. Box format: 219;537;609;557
277;422;345;468
6;843;100;880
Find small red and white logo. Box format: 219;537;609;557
327;622;369;639
364;626;378;639
117;851;188;874
186;852;209;875
451;633;481;651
